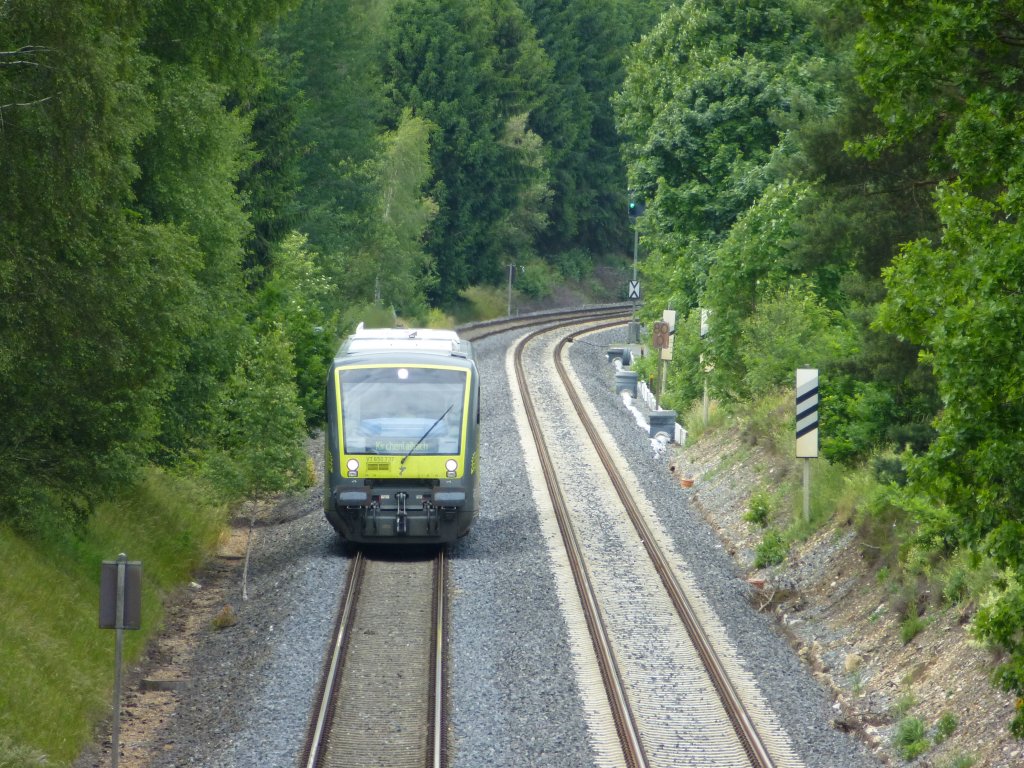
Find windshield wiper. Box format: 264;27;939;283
401;404;454;467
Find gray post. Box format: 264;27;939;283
507;264;513;317
703;377;709;426
802;459;811;524
112;553;126;768
631;227;638;322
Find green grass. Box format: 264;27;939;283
893;716;929;760
681;396;728;442
454;285;510;322
754;528;788;567
934;711;958;743
939;754;976;768
0;468;225;765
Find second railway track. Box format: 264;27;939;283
512;317;802;768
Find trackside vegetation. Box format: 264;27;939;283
1;0;651;761
3;0;1024;761
615;0;1024;738
0;471;224;764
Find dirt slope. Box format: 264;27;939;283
672;427;1022;768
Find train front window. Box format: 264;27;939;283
339;366;467;456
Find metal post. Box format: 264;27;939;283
802;459;811;524
507;264;513;317
112;553;126;768
632;227;638;322
703;376;709;426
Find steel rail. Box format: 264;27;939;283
459;304;631;343
302;550;367;768
430;550;447;768
514;317;649;768
554;332;777;768
301;550;447;768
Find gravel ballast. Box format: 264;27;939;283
74;320;881;767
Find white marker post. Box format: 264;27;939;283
796;369;819;524
700;309;710;425
659;309;676;395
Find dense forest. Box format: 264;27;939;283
2;0;1024;749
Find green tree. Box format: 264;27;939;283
0;0;195;529
207;326;308;502
519;0;637;256
614;0;830;312
494;112;552;265
857;1;1024;732
276;0;392;263
381;0;553;302
255;232;337;427
365;110;440;319
133;0;299;463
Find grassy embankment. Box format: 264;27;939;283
0;470;225;766
681;390;887;567
681;389;1000;652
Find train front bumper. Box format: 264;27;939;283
327;484;472;543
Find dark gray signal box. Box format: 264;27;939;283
99;559;142;630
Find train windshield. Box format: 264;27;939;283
339;366;467;456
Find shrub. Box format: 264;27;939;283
893;716;929;760
457;285;507;320
744;489;773;527
738;283;857;399
971;570;1024;737
514;259;557;299
550;248;593;281
900;611;927;644
755;528;788;568
934;711;958;744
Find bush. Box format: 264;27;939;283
744;489;774;527
457;285;507;321
514;259;557;299
854;484;906;570
900;610;927;644
934;711;958;744
550;248;593;281
738;283;857;399
972;570;1024;737
755;528;788;567
893;716;929;760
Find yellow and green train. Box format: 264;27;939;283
324;326;480;544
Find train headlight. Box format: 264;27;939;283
445;459;458;477
346;459;359;476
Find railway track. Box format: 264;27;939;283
458;303;632;343
302;306;792;768
300;306;632;768
301;549;446;768
513;317;799;768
